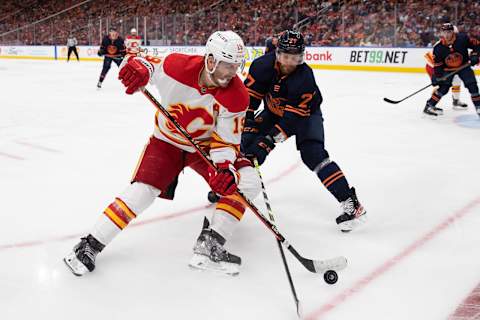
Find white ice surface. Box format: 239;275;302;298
0;59;479;320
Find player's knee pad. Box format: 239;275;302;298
118;182;161;215
299;141;330;171
237;166;262;201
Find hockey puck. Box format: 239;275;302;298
207;191;220;203
324;270;338;285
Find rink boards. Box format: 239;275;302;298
0;45;479;74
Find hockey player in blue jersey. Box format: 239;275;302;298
423;23;480;117
242;30;366;232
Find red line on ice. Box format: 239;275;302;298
15;141;61;153
0;151;25;160
306;196;480;320
0;162;301;251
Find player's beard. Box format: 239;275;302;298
279;63;297;75
211;71;233;88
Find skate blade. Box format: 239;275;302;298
422;113;439;120
452;106;468;111
314;256;348;273
188;254;240;276
63;251;89;276
338;213;367;233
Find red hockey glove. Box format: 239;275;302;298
208;161;238;196
118;56;153;94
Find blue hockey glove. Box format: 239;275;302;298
241;118;260;151
244;135;275;165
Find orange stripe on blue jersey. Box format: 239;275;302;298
284;106;310;117
325;172;345;188
322;170;344;187
247;88;264;100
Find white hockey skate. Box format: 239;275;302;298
336;188;367;232
189;227;241;276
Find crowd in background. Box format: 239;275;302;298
0;0;479;47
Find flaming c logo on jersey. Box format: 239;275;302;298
165;104;214;138
445;52;463;68
107;45;118;55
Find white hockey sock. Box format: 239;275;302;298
452;86;460;100
210;209;240;241
91;214;121;246
90;182;161;246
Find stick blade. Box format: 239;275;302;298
296;300;304;319
383;97;401;104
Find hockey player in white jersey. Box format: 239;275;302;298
125;28;142;54
64;31;261;276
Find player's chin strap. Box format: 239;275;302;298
140;87;347;278
204;54;246;77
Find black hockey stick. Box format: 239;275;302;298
383;63;471;104
141;88;347;277
253;158;302;317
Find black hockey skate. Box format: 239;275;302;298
336;188;367;232
64;234;105;276
452;98;468;110
97;81;102;89
189;219;241;276
423;103;443;118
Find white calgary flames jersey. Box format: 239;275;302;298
125;35;142;53
145;53;248;164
